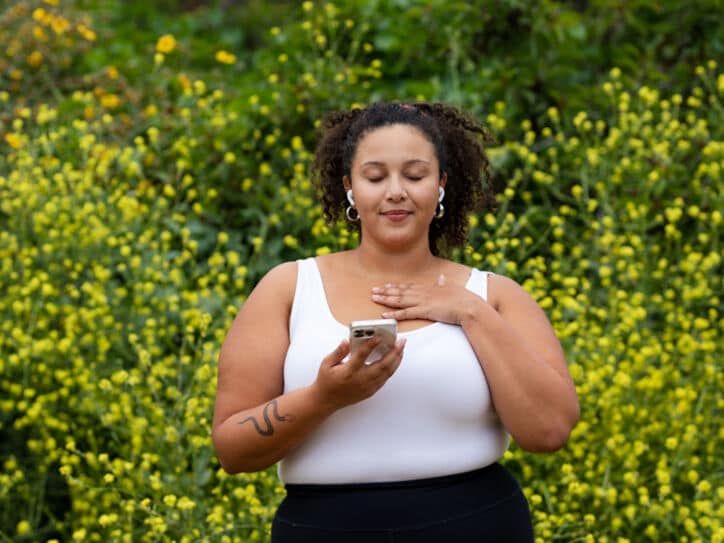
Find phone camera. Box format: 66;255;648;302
364;329;375;336
354;330;365;338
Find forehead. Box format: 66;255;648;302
352;124;438;167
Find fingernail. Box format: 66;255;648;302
371;287;382;293
381;312;391;318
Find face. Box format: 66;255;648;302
344;123;446;251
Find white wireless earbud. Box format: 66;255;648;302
346;189;356;207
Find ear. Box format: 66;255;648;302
440;172;447;189
342;175;352;191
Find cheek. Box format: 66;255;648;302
415;188;439;208
356;186;385;207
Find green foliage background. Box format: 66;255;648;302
0;1;722;542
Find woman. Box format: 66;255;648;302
212;102;580;542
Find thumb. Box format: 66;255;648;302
322;339;350;368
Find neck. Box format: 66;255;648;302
352;239;438;280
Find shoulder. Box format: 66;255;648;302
486;273;541;315
246;260;299;307
262;260;299;286
438;259;474;285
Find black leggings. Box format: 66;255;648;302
271;463;534;542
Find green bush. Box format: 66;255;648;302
1;1;722;542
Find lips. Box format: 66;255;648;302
381;210;412;222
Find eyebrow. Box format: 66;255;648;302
360;159;431;167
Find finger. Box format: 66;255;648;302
372;293;419;308
388;338;406;373
377;287;403;296
347;336;381;369
392;283;415;292
375;338;406;376
322;339;350;367
372;283;413;294
372;292;400;305
381;308;422;320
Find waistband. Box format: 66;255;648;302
277;462;523;531
284;462;506;494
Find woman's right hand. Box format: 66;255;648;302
313;337;406;410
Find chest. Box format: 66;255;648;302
322;276;435;333
285;315;492;422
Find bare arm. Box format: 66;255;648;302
212;262;406;474
212;365;339;473
458;275;579;452
373;273;579;453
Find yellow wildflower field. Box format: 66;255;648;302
0;1;721;542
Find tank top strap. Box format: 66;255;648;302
289;257;326;338
466;268;492;302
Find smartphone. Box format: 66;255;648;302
349;319;398;364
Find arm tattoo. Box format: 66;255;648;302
238;400;296;436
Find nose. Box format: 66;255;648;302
385;173;406;201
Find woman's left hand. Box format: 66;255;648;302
371;274;478;325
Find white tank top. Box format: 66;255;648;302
278;257;509;484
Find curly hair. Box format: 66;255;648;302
311;102;496;256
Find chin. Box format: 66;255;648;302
380;234;419;250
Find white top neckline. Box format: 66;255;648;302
309;257;478;337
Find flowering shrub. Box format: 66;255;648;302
464;65;723;543
1;1;722;542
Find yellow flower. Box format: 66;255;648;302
177;496;196;511
27;51;43;68
78;23;96;42
283;235;299;248
4;133;23;150
175;73;190;91
215;50;236;64
50;15;70;34
156;34;176;54
16;520;31;535
100;94;120;109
